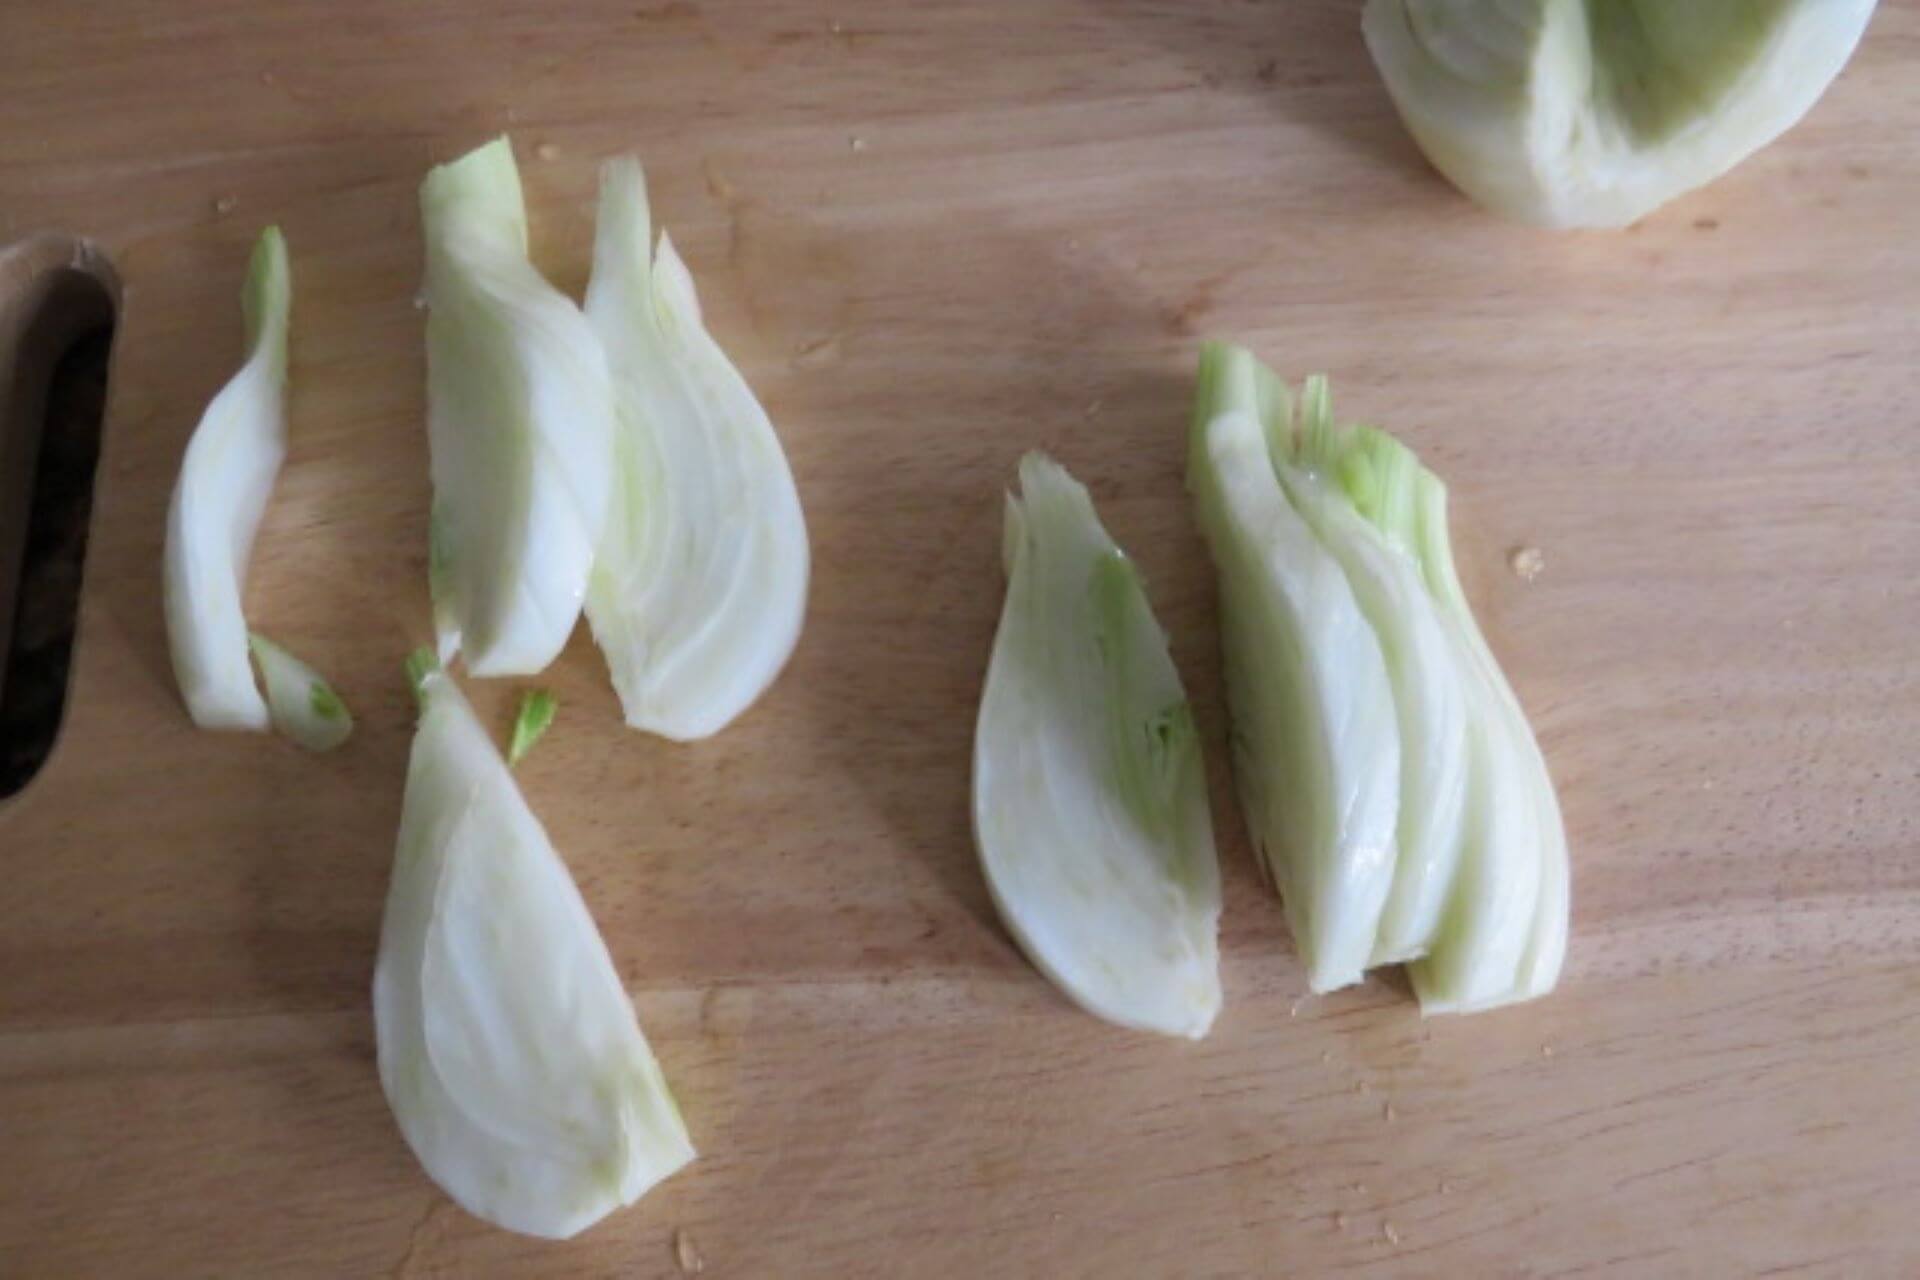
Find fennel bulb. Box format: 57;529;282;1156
1364;0;1878;227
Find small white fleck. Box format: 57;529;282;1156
1319;1050;1332;1065
1352;1181;1367;1195
1084;399;1103;419
1383;1101;1396;1122
673;1227;705;1275
849;135;868;152
412;289;429;311
1509;544;1545;581
1333;1211;1348;1231
1289;997;1304;1018
1383;1221;1401;1246
535;141;561;162
212;195;237;216
1541;1043;1555;1059
829;18;844;33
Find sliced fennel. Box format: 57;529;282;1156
974;453;1221;1039
374;654;693;1240
1188;349;1400;994
583;157;809;740
248;633;352;752
1363;0;1878;227
1279;381;1468;967
422;136;614;677
1190;342;1567;1013
1295;390;1559;1012
164;226;290;731
507;687;557;766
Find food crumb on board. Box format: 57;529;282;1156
1541;1043;1555;1058
1383;1221;1401;1246
1508;544;1545;581
673;1228;705;1275
535;141;561;162
212;195;237;216
1383;1101;1396;1122
849;135;868;152
1333;1211;1348;1231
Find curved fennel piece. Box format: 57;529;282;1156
374;656;694;1240
1363;0;1878;228
422;136;614;677
974;454;1221;1038
583;157;809;740
164;226;291;730
248;633;353;752
1189;348;1400;994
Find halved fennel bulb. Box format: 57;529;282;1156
1188;350;1401;994
164;226;291;730
422;136;614;676
248;633;353;752
584;157;809;740
974;453;1221;1038
1363;0;1878;227
1190;343;1566;1012
373;656;694;1239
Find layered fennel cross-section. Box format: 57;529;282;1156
1189;344;1567;1013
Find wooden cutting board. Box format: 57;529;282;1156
4;2;1918;1274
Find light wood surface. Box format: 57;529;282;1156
4;2;1919;1275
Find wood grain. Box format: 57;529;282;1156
3;1;1918;1274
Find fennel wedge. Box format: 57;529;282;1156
1189;350;1401;995
974;454;1221;1039
583;157;809;740
373;656;694;1239
1190;343;1567;1012
421;137;614;677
